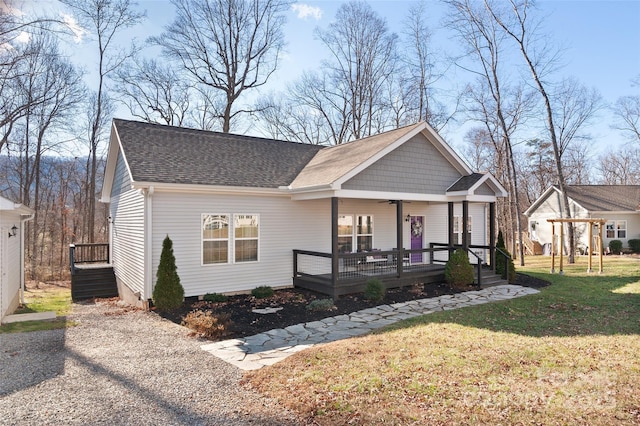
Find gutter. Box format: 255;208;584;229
20;213;35;305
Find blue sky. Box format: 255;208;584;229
33;1;640;155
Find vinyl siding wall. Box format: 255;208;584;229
343;134;462;193
110;152;145;297
147;194;490;297
151;192;331;296
0;211;22;320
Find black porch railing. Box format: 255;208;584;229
69;243;110;274
294;244;500;297
293;247;455;297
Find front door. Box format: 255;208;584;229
410;216;424;264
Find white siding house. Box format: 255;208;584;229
101;119;507;305
524;185;640;253
0;196;34;322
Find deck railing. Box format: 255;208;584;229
293;247;452;283
69;243;110;274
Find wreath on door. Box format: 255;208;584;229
411;220;423;237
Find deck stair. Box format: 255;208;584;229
71;265;118;301
476;268;508;288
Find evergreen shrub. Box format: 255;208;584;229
203;293;228;303
364;278;385;301
609;239;623;254
251;286;274;299
306;299;336;311
495;230;516;283
628;239;640;254
152;235;184;310
445;248;475;290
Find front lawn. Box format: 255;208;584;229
0;282;73;334
244;256;640;425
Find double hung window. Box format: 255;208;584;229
338;214;374;252
606;220;626;239
453;216;472;244
202;214;259;264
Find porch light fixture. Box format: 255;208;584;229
8;224;17;238
405;214;411;222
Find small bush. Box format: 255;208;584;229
627;239;640;254
203;293;228;303
251;286;274;299
153;235;184;310
445;248;475;290
181;310;232;339
306;299;336;312
609;239;623;254
364;278;385;301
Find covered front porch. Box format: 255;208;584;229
293;197;499;298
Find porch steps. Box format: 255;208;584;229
476;269;508;288
71;266;118;301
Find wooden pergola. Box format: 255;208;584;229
547;218;607;274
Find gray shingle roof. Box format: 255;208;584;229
114;119;324;188
290;122;425;189
447;173;485;192
561;185;640;212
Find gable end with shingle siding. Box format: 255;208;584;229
342;133;462;193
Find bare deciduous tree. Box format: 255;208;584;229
60;0;144;243
598;146;640;185
612;78;640;143
115;57;190;126
402;1;454;131
315;1;398;140
446;0;533;264
486;0;578;262
150;0;289;133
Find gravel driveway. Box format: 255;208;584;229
0;300;303;425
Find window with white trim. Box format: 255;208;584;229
235;214;259;262
337;214;373;252
202;214;229;264
453;216;472;244
606;220;626;239
338;215;353;253
356;215;373;252
202;214;259;264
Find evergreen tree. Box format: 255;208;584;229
445;248;475;289
495;230;516;282
153;235;184;310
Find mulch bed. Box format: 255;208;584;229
157;273;549;341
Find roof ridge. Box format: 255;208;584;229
113;118;326;149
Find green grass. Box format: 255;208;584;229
245;256;640;425
1;284;74;334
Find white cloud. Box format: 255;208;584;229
62;13;88;43
291;3;322;20
15;31;30;44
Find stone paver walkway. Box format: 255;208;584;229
201;284;539;370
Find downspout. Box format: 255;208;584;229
144;186;154;307
20;213;35;305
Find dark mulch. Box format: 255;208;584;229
157;273;549;341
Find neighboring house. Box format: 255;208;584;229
100;119;507;305
0;196;34;322
524;185;640;252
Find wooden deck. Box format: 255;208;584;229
294;262;446;298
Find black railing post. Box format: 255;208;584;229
331;197;339;297
69;244;76;275
476;258;482;287
293;250;298;278
489;202;496;271
448;202;455;257
396;200;404;278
